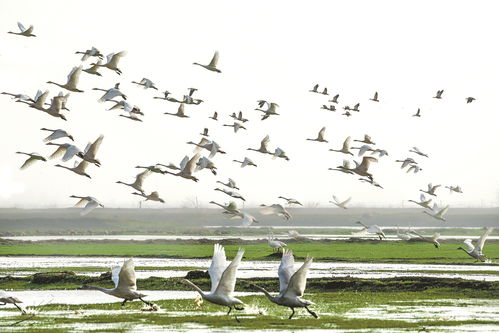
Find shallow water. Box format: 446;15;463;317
0;256;498;281
3;234;498;241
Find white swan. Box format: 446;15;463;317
15;152;47;169
162;154;201;182
260;204;291;220
330;195;351;209
215;188;245;201
8;22;35;37
132;191;165;203
47;66;84;93
458;228;494;261
77;135;104;167
0;290;25;314
40;128;74;142
116;170;151;193
94;51;127;75
193;51;221;73
55;160;92;179
182;244;245;320
251;250;318;319
278;196;303;206
355;221;386;240
306;127;327;143
329;136;353;156
70;195;104;216
423;205;449;222
268;235;287;252
233;157;257;168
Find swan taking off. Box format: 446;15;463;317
229;212;259;227
423;205;449;222
0;290;25;314
182;244;245;321
70;195;104;216
354;221;386;240
409;230;441;248
193;51;221;73
251;250;318;319
8;22;36;37
82;259;154;307
260;204;292;220
458;228;494;262
330;195;351;209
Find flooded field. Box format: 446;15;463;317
0;256;498;281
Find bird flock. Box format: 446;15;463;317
1;22;495;318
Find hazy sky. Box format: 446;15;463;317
1;0;499;208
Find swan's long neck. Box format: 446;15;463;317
252;285;277;302
84;285;114;295
183;279;206;298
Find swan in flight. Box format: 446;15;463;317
77;135;104;167
15;152;47;169
8;22;35;37
55;160;92;178
132;191;165;203
306;127;328;143
268;235;287;252
457;228;494;261
153;90;182;103
83;60;103;76
209;201;240;215
75;47;103;61
1;91;33;102
131;78;158;90
370;149;389;158
215;188;245;201
260;204;291;220
183;244;245;320
119;112;142;122
328;160;354;174
247;135;271;154
355;221;386;240
395;158;417;169
255;101;280;120
351;144;374;157
396;226;412;241
46;142;81;162
329;136;354;156
433;89;444;99
320;104;336;111
406;164;423;173
408;194;433;209
229;212;259;227
272;147;290;161
423;204;449;222
412;108;421;117
163;154;201;182
200;128;209;137
230;111;249;123
329;94;339;104
93;83;127;102
420;183;441;197
116;170;151;193
466;97;476;103
0;290;26;314
446;185;463;194
288;230;301;238
209;111;218;121
193;51;221;73
187;138;226;158
135;164;166;174
164;103;189;118
47;66;84;93
216;178;240;190
370;91;379;102
349;156;378;180
409;147;428;158
223;122;247;133
83;259;154;307
309;84;319;93
196;156;217;175
233;157;257;168
330;195;351;209
15;89;48;110
70;195;104;216
41;128;74;142
354;134;375;145
94;51;127;75
251;250;318;320
358;177;383;189
278;196;303;206
409;230;441;248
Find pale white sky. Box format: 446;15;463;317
1;0;499;208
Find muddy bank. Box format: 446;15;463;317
0;271;497;296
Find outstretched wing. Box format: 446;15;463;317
117;259;137;291
278;249;296;295
208;243;227;293
214;248;244;297
17;22;26;32
81;199;99;216
342;136;351;150
208;51;219;67
476;227;493;252
111;266;121;288
283;257;313;298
